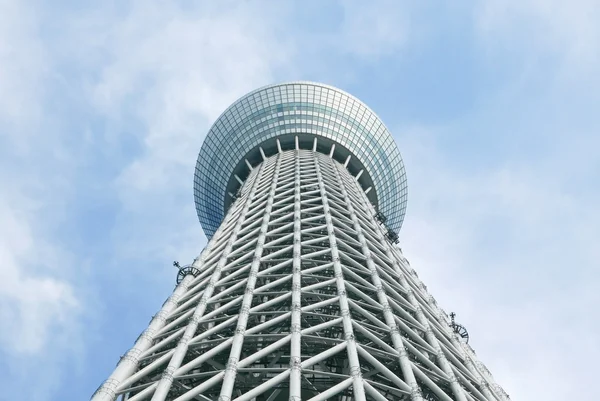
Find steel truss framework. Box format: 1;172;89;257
93;146;510;401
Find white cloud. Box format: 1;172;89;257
0;197;80;354
0;0;47;144
409;20;600;401
0;4;87;401
475;0;600;75
73;2;298;268
397;123;600;400
0;0;81;356
0;176;84;400
336;0;411;58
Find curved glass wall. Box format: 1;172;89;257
194;81;408;239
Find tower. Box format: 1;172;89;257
92;82;510;401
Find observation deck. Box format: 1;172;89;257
194;81;408;239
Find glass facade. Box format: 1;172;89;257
194;82;408;239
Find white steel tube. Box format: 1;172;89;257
289;150;302;399
314;154;366;401
306;377;353;401
218;153;282;401
150;161;269;401
333;162;424;401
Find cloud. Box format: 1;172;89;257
0;195;80;355
336;0;411;58
398;3;600;378
0;0;82;357
475;0;600;75
396;78;600;400
67;2;297;267
0;0;47;141
0;1;89;399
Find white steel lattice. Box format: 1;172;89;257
93;149;510;401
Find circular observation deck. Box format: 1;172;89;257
194;82;408;239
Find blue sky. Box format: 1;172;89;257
1;1;598;400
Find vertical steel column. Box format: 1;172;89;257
314;154;366;401
356;184;469;401
149;161;268;401
333;163;424;401
218;153;282;401
289;149;302;399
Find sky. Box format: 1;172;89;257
0;0;599;400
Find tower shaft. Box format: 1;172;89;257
93;149;509;401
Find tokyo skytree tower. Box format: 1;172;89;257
92;82;511;401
